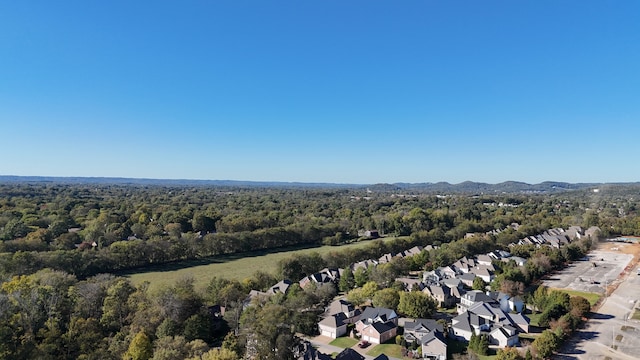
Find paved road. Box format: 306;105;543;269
555;260;640;359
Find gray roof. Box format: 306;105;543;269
420;330;446;346
267;279;293;295
328;299;355;316
319;313;347;328
335;348;365;360
372;355;390;360
404;319;443;333
370;321;396;334
464;290;495;303
507;312;530;326
360;307;397;323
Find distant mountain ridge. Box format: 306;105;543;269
0;175;358;188
0;175;621;194
370;181;601;193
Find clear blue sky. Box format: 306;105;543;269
1;1;638;184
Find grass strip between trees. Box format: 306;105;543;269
125;237;402;291
549;288;601;306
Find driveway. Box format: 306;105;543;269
306;334;403;360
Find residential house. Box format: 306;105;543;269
457;290;496;314
469;266;494;283
442;278;464;290
452;300;530;346
378;253;395;264
327;299;361;324
502;256;527;267
318;313;348;339
452;257;477;274
489;325;519;347
403;319;443;343
396;277;424;292
437;266;457;279
451;310;521;347
299;272;335;288
488;292;524;313
355;307;398;344
318;267;342;282
450;312;489;341
446;285;466;303
507;312;531;333
351;259;378;272
243;290;269;309
266;279;293;295
296;341;333;360
398;246;423;258
476;254;493;266
360;321;397;344
335;348;365;360
423;269;445;283
423;284;454;308
356;307;399;329
457;273;477;288
420;331;447;360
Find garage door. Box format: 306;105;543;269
322;330;334;338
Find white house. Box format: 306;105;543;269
318;313;348;339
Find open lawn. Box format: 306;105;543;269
329;337;358;348
549;288;601;306
519;333;540;341
123;236;406;291
366;344;403;358
528;312;542;327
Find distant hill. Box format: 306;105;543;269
0;175;627;194
0;176;358;189
371;181;600;194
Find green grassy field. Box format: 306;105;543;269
518;333;540;341
329;337;358;348
549;288;602;306
123;236;406;291
528;312;542;327
366;344;403;358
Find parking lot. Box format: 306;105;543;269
554;242;640;360
543;249;633;294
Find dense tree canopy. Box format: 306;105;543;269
1;181;639;359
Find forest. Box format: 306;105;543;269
1;182;640;359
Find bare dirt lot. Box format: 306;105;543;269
542;245;633;295
554;242;640;360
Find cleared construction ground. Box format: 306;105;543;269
555;241;640;360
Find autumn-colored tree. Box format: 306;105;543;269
123;331;152;360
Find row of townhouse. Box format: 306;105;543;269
247;225;598;357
